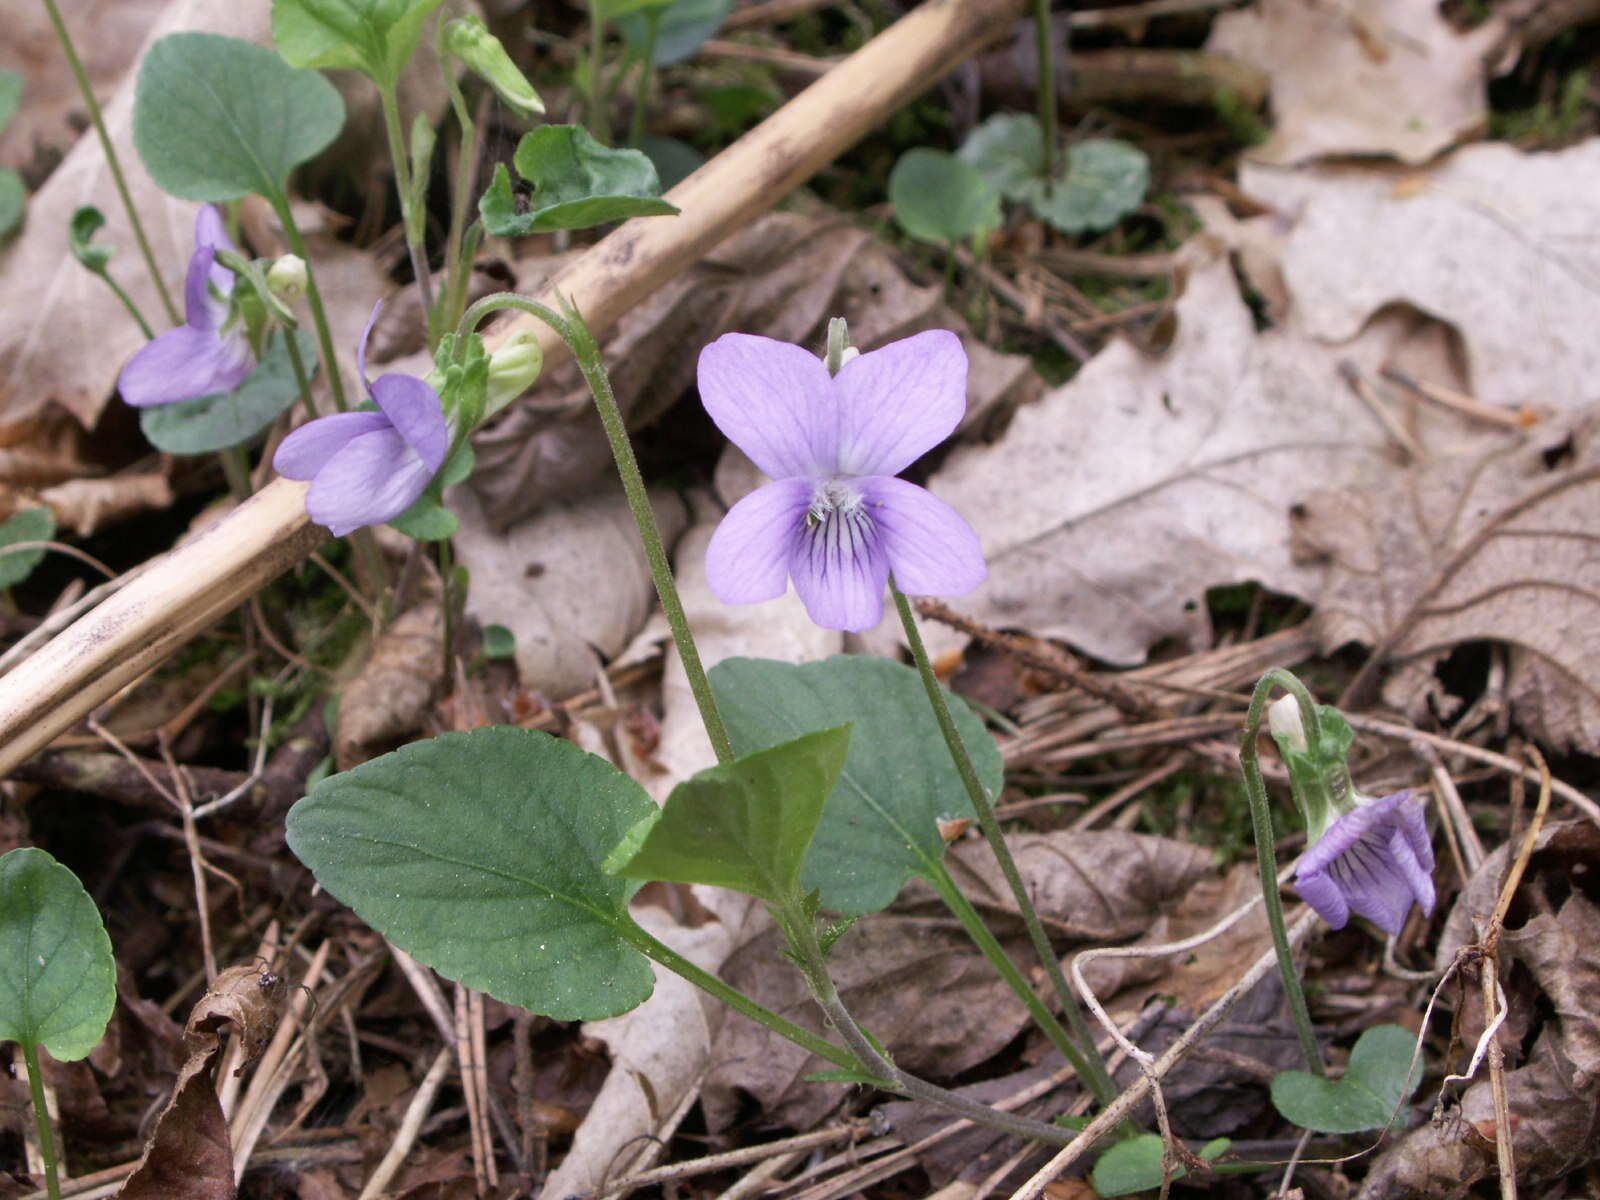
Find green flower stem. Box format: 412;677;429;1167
21;1041;61;1200
1032;0;1059;192
457;292;735;764
270;196;349;413
377;78;436;321
774;894;1080;1147
40;0;179;328
282;325;318;422
219;446;253;500
925;862;1107;1097
890;583;1118;1107
586;5;610;141
1239;669;1326;1076
628;11;664;147
438;31;479;338
618;920;858;1070
98;271;156;341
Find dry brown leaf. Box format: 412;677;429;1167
468;212;1039;527
1298;409;1600;750
1234;143;1600;412
929;238;1498;666
703;830;1212;1131
38;471;173;536
451;482;688;700
1206;0;1498;165
335;586;445;770
115;961;282;1200
0;2;271;431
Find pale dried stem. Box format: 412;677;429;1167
455;985;499;1192
1415;741;1487;872
0;0;1028;777
1012;907;1322;1200
358;1046;454;1200
580;1125;863;1200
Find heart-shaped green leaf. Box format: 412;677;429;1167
1028;138;1149;235
958;112;1046;202
1092;1133;1231;1196
0;170;22;239
610;726;851;903
0;848;116;1061
134;32;345;203
616;0;732;65
479;125;679;237
272;0;445;85
285;726;659;1021
139;330;317;455
709;656;1003;915
889;148;1001;245
1271;1024;1422;1133
0;507;56;591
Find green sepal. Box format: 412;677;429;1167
1270;701;1355;842
818;914;859;956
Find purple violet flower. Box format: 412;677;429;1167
119;206;254;407
699;329;986;631
1294;791;1435;936
273;302;448;537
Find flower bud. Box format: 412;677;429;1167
267;254;307;304
444;17;545;119
485;330;544;417
1267;694;1308;755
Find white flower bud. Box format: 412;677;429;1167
485;330;544;417
266;254;307;303
1267;694;1308;754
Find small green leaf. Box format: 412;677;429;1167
479;126;679;237
640;136;705;190
609;726;851;903
139;330;317;455
1091;1134;1230;1197
285;726;659;1021
889;148;1001;246
272;0;445;85
0;169;22;239
1028;138;1149;235
0;848;116;1061
0;507;56;591
443;16;544;117
387;493;458;540
1271;1025;1422;1134
958;112;1046;202
69;206;115;274
709;656;1004;915
134;32;345;203
481;625;517;659
616;0;732;65
0;71;21;135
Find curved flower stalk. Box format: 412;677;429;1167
274;302;448;537
699;330;986;631
1294;790;1435;936
118;206;253;407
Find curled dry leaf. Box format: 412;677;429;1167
1365;821;1600;1194
38;471;174;537
1235;143;1600;413
335;580;444;770
1206;0;1498;165
451;482;688;700
703;830;1212;1131
1299;410;1600;751
930;238;1497;666
114;962;283;1200
0;1;271;431
469;212;1039;527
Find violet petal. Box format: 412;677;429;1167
697;333;834;480
856;474;985;599
1296;794;1436;936
304;427;436;536
273;411;391;480
832;330;967;476
1294;868;1351;930
786;492;891;631
356;300;383;390
118;323;253;407
193;205;237;299
704;477;812;606
370;373;449;473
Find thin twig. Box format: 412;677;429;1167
358;1046;454;1200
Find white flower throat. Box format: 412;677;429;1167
805;477;872;562
806;477;865;529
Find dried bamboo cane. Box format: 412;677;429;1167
0;0;1028;776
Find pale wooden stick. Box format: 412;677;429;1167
0;0;1029;779
357;1046;454;1200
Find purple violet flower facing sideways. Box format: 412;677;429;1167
273;302;448;537
699;330;987;631
1294;790;1436;936
118;206;253;407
